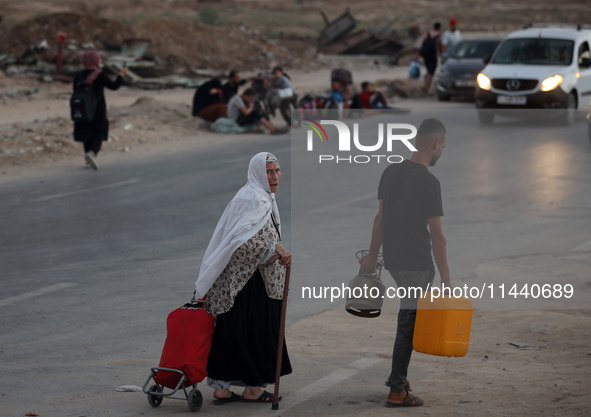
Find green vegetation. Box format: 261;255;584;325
199;7;220;26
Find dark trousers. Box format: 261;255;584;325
237;109;267;127
388;270;434;393
83;137;103;155
370;94;393;109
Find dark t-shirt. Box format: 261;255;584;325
378;160;443;271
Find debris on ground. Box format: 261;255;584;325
0;87;39;100
317;9;405;56
115;385;142;392
0;96;206;167
509;341;550;350
0;12;133;70
0;12;317;84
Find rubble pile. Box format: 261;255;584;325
0;12;134;66
317;9;406;57
0;12;316;82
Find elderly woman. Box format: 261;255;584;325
73;51;128;170
194;152;292;404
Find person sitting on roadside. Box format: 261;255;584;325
192;78;227;122
251;71;280;118
227;89;286;134
272;66;299;127
329;80;351;109
359;82;393;110
221;70;248;103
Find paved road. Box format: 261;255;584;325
1;103;590;416
290;107;591;316
0;135;292;416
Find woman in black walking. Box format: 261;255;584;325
73;51;128;170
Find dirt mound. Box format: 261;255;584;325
0;12;315;72
381;78;425;98
117;96;193;123
0;12;134;65
131;19;313;71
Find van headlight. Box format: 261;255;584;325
477;73;491;90
540;75;563;92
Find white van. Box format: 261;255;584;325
475;24;591;124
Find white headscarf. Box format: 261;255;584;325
194;152;281;299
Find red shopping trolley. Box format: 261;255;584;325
142;301;214;412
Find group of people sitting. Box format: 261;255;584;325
191;67;296;134
301;68;396;119
192;67;399;134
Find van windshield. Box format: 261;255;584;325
492;38;574;65
450;40;500;59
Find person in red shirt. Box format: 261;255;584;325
359;82;392;109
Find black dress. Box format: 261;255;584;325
191;78;224;116
73;70;123;154
206;268;292;387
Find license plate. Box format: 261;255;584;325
497;95;527;105
455;79;476;87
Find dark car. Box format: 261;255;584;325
435;39;501;101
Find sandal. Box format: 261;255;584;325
213;392;241;405
241;390;281;403
385;390;424;408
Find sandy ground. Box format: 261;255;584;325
2;66;590;416
287;252;591;416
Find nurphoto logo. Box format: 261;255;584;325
302;118;329;143
304;120;418;164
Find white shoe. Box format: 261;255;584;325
85;152;98;170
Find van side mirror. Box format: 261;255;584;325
581;57;591;68
483;54;492;64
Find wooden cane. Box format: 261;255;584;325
272;265;291;410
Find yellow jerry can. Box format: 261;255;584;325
413;291;473;357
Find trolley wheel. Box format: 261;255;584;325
188;388;203;412
147;384;163;408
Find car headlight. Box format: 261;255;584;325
438;67;449;77
540;75;563;92
477;73;491;90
